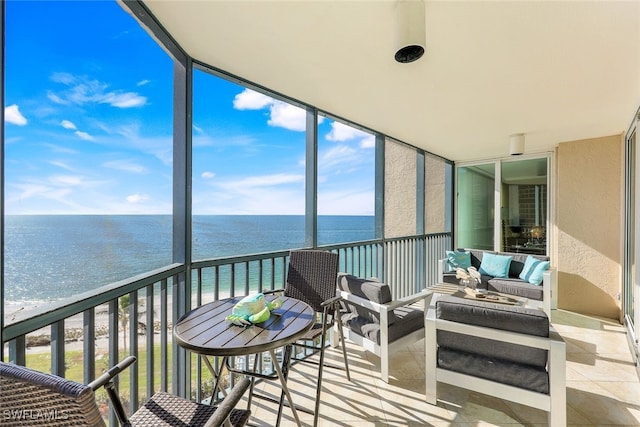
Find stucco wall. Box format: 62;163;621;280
556;134;622;319
385;138;417;237
425;155;446;233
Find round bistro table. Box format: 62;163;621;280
174;295;315;426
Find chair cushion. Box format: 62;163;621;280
435;295;549;368
341;304;424;345
337;273;393;325
437;347;549;394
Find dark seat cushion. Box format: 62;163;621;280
487;277;544;301
337;273;393;325
437;347;549;394
435;295;549;368
337;273;424;343
435;295;551;394
341;304;424;345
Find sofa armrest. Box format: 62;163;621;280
437;258;449;283
338;288;432;313
388;289;433;309
338;288;432;333
339;290;387;314
542;268;558;314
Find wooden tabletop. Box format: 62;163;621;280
174;295;315;357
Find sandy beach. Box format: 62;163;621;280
4;289;243;356
5;294;179;355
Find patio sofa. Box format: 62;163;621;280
437;249;557;315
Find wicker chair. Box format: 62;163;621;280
0;356;251;427
268;249;350;427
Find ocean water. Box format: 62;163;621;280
4;215;374;304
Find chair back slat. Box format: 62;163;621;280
285;250;339;313
0;361;106;426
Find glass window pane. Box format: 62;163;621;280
192;70;306;258
316;117;375;245
456;163;495;250
500;158;548;255
4;1;173;308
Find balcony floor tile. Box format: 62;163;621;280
238;309;639;426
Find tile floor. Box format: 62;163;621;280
242;309;640;426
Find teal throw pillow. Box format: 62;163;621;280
446;250;471;270
519;255;541;281
478;253;512;278
519;255;550;285
527;260;550;286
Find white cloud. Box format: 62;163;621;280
126;193;149;203
233;88;309;132
193;124;205;135
137;79;150;87
48;175;86;187
218;173;304;191
49;73;147;109
322;144;357;164
201;171;215;179
75;131;94;141
360;135;376;148
196;173;305;214
318;189;375;216
111;125;173;166
47;91;69;105
103;160;148;174
61;120;77;130
101;92;147;108
267;102;306;131
233;89;273;110
50;72;75;85
326;122;371;142
47;160;74;171
5;104;27;126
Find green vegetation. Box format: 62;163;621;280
23;341;225;411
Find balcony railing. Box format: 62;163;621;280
2;232;451;423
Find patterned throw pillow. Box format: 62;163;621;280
478;252;512;278
446;250;471;270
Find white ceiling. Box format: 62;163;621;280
140;0;640;162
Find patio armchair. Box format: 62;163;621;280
0;356;251;427
425;294;566;427
333;273;432;383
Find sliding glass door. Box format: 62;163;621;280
457;163;495;250
456;156;549;255
624;121;638;358
500;158;548;255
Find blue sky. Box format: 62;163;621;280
4;0;375;216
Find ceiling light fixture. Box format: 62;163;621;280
509;133;525;155
394;0;426;63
